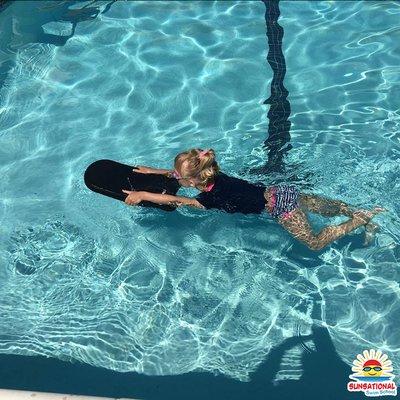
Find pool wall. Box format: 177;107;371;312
0;327;366;400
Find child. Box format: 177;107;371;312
122;148;385;251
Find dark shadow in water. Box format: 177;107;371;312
0;0;117;90
246;0;314;189
254;0;292;175
0;326;365;400
0;0;11;13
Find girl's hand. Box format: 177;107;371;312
122;190;143;205
133;166;154;174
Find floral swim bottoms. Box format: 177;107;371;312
267;185;300;220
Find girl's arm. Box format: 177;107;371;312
134;166;174;177
122;190;205;209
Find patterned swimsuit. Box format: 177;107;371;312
267;185;300;220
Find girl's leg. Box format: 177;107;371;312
277;208;369;251
298;193;380;245
298;193;354;218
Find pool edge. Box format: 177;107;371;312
0;389;136;400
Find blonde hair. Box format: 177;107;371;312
174;148;220;189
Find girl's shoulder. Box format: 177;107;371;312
216;172;267;189
215;171;242;183
211;170;227;185
214;170;227;180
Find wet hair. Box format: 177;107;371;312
174;148;220;189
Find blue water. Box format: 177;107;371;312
0;0;399;391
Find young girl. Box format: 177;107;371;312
122;148;385;251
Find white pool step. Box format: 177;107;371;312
274;339;316;383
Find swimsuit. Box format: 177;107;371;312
195;172;267;214
267;185;300;220
194;172;300;218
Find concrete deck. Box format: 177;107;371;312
0;389;136;400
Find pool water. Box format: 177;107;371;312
0;0;399;391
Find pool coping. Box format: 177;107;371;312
0;389;136;400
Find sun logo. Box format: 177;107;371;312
350;349;395;382
347;349;397;396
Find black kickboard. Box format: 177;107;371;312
84;159;180;212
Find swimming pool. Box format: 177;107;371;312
0;0;399;398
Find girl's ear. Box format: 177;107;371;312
191;177;199;185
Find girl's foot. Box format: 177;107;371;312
364;222;380;246
353;206;386;224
